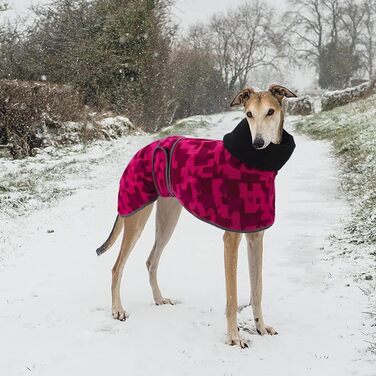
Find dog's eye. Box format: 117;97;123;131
246;111;253;118
267;108;275;116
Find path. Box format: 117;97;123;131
0;111;374;376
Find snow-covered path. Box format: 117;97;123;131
1;111;374;376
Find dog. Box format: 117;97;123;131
96;84;297;348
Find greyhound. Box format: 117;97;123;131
96;84;297;348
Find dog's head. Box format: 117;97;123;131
230;84;297;149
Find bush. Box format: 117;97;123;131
318;41;360;90
0;79;87;158
284;96;314;116
170;46;228;120
0;0;175;131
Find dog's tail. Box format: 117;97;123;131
96;215;124;256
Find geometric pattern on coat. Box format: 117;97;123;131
118;136;277;232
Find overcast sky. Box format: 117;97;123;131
8;0;287;29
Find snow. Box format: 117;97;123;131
321;79;376;111
0;111;375;375
97;116;134;129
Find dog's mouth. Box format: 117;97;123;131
252;138;283;150
252;136;266;150
252;140;271;150
252;143;268;150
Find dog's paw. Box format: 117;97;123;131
227;334;249;348
256;323;278;336
112;308;128;321
155;297;174;305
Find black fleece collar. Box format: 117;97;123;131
223;118;296;171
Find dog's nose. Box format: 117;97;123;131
253;136;265;149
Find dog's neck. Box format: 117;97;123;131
277;111;285;145
223;117;296;171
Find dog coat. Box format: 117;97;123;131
118;118;296;232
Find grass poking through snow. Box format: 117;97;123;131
293;95;376;353
294;95;376;245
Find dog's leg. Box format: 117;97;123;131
111;203;154;321
246;231;277;335
146;197;182;305
224;231;247;348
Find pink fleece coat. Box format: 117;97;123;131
118;136;277;232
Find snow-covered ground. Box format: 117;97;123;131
0;111;375;375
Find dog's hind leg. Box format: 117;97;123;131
246;231;277;335
111;203;154;321
224;231;248;348
146;197;182;305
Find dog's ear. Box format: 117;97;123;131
268;84;297;103
230;88;254;107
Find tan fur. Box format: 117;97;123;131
146;198;182;305
97;85;295;347
230;84;296;148
96;215;124;256
223;232;245;347
111;204;154;320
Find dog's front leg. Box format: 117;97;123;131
223;231;247;348
246;231;277;336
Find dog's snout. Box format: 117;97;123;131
253;136;265;149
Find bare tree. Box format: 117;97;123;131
322;0;341;44
0;1;7;12
285;0;326;66
286;0;353;61
185;22;208;50
188;0;283;93
338;0;365;52
285;0;366;88
359;0;376;77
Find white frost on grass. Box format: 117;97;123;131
0;111;375;375
293;95;376;355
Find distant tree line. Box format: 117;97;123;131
0;0;376;131
286;0;376;89
0;0;287;130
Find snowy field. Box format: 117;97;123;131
0;111;375;375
